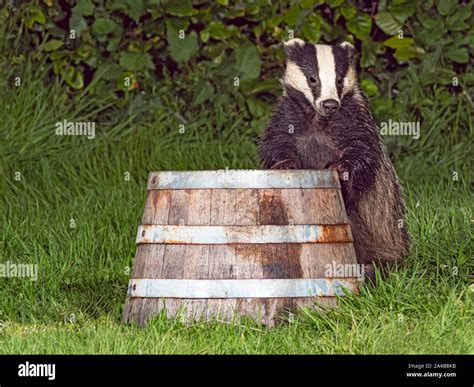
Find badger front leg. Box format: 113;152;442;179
327;143;380;212
258;129;301;170
327;143;383;283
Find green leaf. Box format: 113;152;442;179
214;54;236;77
166;0;193;17
43;39;64;51
361;42;383;68
267;15;283;28
391;3;415;24
302;13;322;43
419;72;440;86
200;29;210;43
110;0;128;11
447;19;469;32
24;5;46;28
360;78;378;97
69;13;88;36
302;21;321;42
75;44;94;60
347;13;372;40
326;0;345;6
283;5;301;27
72;0;94;16
340;4;357;20
383;36;414;49
435;0;457;16
447;8;471;32
119;52;155;71
166;17;190;31
235;43;261;81
246;97;269;118
415;24;444;47
166;23;199;63
246;5;260;15
126;0;144;23
375;12;402;35
93;18;118;36
393;46;424;62
461;73;474;85
106;37;121;52
98;62;123;81
205;21;238;40
62;66;84;89
205;43;225;61
239;78;281;96
446;47;469;64
416;11;440;30
192;81;215;106
300;0;316;9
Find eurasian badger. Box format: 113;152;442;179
258;38;410;281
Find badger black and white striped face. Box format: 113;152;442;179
282;39;357;116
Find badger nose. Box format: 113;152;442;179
321;99;340;114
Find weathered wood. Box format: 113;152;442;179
280;188;349;224
123;189;171;324
123;170;359;327
181;189;212;321
207;189;238;321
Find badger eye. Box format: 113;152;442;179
309;76;317;84
337;78;343;86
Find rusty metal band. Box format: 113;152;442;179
137;224;352;244
127;278;357;298
147;170;340;190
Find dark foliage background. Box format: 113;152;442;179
3;1;473;124
1;0;472;192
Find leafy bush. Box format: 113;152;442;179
1;0;473;147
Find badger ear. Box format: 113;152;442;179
340;41;355;62
283;38;306;62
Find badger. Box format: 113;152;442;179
258;38;410;281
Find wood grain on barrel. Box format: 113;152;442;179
123;171;358;326
140;190;172;323
126;189;171;324
161;189;191;320
182;189;212;321
207;189;239;320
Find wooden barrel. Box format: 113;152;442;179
123;170;359;326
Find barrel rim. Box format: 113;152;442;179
147;169;340;190
127;278;358;298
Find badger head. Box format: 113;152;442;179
282;38;358;116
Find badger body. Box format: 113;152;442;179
259;39;410;280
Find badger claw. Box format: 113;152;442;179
328;161;350;180
270;160;300;170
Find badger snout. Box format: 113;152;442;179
320;99;340;115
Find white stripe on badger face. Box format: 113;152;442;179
315;44;339;108
283;61;314;105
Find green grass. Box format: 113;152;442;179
1;31;473;355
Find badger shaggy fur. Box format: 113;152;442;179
258;38;410;280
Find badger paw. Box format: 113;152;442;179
328;160;351;182
270;159;300;170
